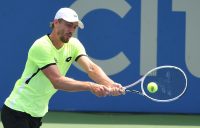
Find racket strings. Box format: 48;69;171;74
142;67;187;101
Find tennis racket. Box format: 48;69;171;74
124;65;187;102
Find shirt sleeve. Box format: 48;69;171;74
28;41;56;69
72;38;87;61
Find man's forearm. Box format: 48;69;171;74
53;76;91;92
52;76;110;97
87;64;114;87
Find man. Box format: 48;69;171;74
1;7;125;128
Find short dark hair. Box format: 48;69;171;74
49;19;63;29
49;22;54;29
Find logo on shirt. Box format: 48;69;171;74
66;57;72;62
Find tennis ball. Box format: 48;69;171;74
147;82;158;93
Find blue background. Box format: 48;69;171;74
0;0;199;114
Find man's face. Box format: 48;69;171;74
55;19;78;43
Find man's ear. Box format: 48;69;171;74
53;19;60;26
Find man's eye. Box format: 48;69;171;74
66;23;73;27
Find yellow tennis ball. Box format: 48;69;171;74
147;82;158;93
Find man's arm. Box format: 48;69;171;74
77;56;125;96
41;64;109;97
77;56;114;86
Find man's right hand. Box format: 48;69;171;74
89;82;110;97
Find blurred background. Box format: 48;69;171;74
0;0;200;115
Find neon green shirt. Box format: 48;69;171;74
5;35;87;117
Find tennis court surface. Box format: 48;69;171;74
1;111;199;128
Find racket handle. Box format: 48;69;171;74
126;89;144;96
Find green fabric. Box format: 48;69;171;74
5;35;86;117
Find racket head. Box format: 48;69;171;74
141;65;187;102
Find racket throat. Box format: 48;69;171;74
126;90;144;96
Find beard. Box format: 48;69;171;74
57;30;71;43
60;36;69;43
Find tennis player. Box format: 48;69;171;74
1;7;125;128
